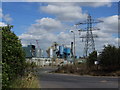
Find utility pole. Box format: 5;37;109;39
76;14;103;57
71;42;74;58
71;31;76;65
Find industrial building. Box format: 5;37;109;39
23;42;75;66
26;57;52;67
46;42;73;64
23;45;44;58
23;44;52;66
22;45;36;58
36;48;43;58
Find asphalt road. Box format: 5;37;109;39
36;67;119;89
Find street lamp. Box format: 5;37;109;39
71;30;76;65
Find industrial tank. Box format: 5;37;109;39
64;48;71;54
36;48;41;58
50;48;53;58
59;45;64;55
57;46;59;51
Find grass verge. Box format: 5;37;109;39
10;72;40;88
55;64;120;76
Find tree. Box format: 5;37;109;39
99;45;119;70
118;47;120;67
2;25;26;88
87;50;97;69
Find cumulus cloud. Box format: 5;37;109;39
3;14;12;23
0;8;12;24
79;2;112;7
41;4;87;22
91;15;119;52
0;22;7;26
19;17;67;46
34;17;64;32
97;15;118;34
0;8;10;26
3;0;116;3
49;2;112;7
40;1;113;22
26;17;65;35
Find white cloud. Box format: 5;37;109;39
41;3;87;22
34;17;64;32
40;1;113;22
0;22;7;26
0;8;12;24
3;0;117;3
90;15;119;52
19;17;66;47
0;8;2;18
97;15;118;34
26;17;65;36
49;2;112;7
0;8;7;27
3;14;12;23
77;2;111;7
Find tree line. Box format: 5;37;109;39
87;45;120;71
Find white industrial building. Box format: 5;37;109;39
26;57;52;67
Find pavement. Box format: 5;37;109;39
36;66;119;89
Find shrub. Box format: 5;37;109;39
2;25;26;88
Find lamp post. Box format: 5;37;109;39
71;30;76;65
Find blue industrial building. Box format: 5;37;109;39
56;45;71;59
23;45;36;58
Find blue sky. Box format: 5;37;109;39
1;2;119;56
2;2;118;35
2;2;57;35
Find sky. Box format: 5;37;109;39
0;1;119;57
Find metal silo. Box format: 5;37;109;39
50;48;53;58
64;47;71;59
64;48;71;55
66;48;71;55
36;48;41;58
57;46;59;51
59;45;64;58
59;46;64;55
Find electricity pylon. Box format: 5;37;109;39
76;14;103;57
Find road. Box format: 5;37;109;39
36;67;119;89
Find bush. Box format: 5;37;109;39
99;45;119;71
2;25;26;88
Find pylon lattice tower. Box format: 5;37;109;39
76;14;103;57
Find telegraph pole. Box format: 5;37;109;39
71;31;76;65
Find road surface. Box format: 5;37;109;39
36;67;119;89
